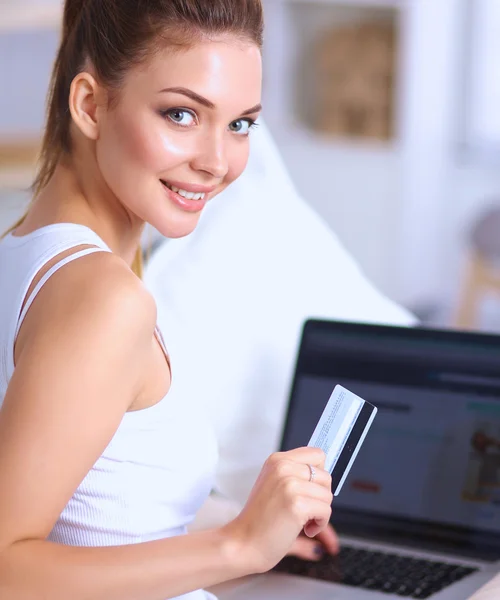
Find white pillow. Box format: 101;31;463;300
144;120;416;505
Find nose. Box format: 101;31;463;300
190;131;229;180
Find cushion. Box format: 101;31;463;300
144;120;416;504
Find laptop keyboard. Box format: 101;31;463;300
274;545;479;598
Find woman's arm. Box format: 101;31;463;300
0;526;247;600
0;253;333;599
0;254;247;599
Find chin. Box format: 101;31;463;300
152;210;203;240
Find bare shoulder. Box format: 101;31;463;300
16;249;157;373
22;252;156;339
56;250;156;325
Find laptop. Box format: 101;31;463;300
221;319;500;599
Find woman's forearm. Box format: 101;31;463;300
0;526;250;600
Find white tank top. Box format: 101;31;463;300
0;223;219;600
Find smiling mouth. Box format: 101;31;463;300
160;180;206;201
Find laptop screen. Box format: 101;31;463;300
280;320;500;561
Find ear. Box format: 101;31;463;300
68;72;105;141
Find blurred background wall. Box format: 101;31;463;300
2;0;500;332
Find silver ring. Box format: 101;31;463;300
308;464;316;483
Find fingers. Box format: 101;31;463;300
288;536;326;561
302;499;332;539
288;525;340;560
266;454;332;490
287;480;333;504
261;450;333;558
314;524;340;555
302;463;331;488
284;447;327;469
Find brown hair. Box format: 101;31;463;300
9;0;264;277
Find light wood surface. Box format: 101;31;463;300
469;573;500;599
0;139;39;190
208;575;260;598
0;2;62;33
0;140;39;166
208;572;500;599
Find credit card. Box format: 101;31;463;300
308;385;377;496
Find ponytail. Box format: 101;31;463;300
62;0;86;39
33;0;87;196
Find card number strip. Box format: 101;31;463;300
331;402;377;495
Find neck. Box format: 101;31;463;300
19;160;144;268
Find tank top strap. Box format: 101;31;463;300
15;246;111;342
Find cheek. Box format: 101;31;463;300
104;115;169;174
123;118;197;173
225;140;251;185
95;117;153;203
97;111;191;187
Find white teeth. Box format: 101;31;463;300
164;181;206;201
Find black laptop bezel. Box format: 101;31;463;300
279;319;500;562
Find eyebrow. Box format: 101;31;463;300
159;86;262;117
241;103;262;116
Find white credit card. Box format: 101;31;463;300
308;384;377;496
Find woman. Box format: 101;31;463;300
0;1;336;598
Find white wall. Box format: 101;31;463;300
263;0;500;314
397;0;500;311
396;0;465;307
261;0;403;303
267;124;402;304
0;30;56;135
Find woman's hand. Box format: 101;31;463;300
287;524;339;561
222;447;333;575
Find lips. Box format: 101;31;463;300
160;180;209;214
160;180;206;201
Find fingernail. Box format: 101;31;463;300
314;545;324;557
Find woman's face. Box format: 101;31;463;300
95;37;262;238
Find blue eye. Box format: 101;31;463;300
165;109;196;127
229;119;256;135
